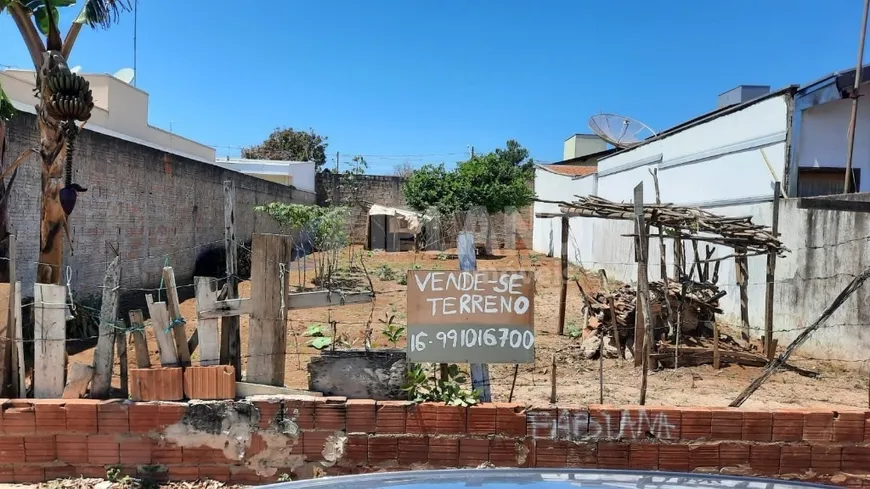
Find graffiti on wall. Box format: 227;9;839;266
528;408;678;441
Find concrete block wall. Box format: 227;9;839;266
0;397;868;484
315;172;534;250
4;112;315;307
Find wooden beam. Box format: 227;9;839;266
33;284;67;398
7;234;17;397
90;256;120;399
194;276;222;366
62;363;94;399
199;298;251;319
634;182;654;405
222;180;242;379
764;183;782;359
247;233;293;386
11;282;23;397
162;267;192;366
558;216;569;335
145;295;179;367
286;290;374;310
236;381;323;397
127;310;151;368
116;331;128;397
735;247;750;342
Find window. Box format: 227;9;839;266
797;167;860;197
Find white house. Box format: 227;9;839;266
212;158;317;193
534;66;870;362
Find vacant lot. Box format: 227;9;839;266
72;248;867;409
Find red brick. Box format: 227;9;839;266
804;411;834;442
459;438;489;467
158;402;187;426
468;404;497;435
597;441;629;469
437;405;467;434
98;400;129;434
183;446;222;463
495;403;527;437
229;467;262;484
527;408;557;439
710;408;743;440
841;446;870;472
13;466;45;484
647;407;681;441
429;437;459;466
302;431;331;461
198;465;230;482
0;436;24;463
567;442;597;468
168;466;199;481
88;434;120;464
742;411;773;441
719;442;750;467
519;438;535;468
0;466;11;483
588;406;621;440
558;408;589;439
346;400;376;433
780;445;811;474
132;367;184;401
25;434;56;462
287;398;316;430
315;402;346;431
680;408;712;440
253;399;281;429
56;434;88;463
63;400;98;434
406;403;437;434
152;440;183;464
490;438;518;467
33;400;67;434
344;434;368;465
750;445;781;475
620;406;681;441
834;411;866;442
629;443;658;470
128;403;161;433
398;436;429;465
772;410;805;441
3;403;35;434
77;466;113;478
183;365;235;400
120;437;152;464
368;437;398;465
689;444;720;470
658;444;690;471
535;439;567;468
810;445;841;474
376;401;407;434
45;466;77;480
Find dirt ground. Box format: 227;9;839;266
70;248;868;410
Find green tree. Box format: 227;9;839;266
457;140;535;254
0;0;131;284
402;163;471;228
242;127;329;170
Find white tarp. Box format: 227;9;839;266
368;204;429;235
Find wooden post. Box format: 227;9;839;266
7;234;17;397
162;267;192;366
764;183;781;359
633;182;654;405
633;192;646;368
222;180;242;380
550;352;557;404
459;231;492;402
33;284;67;398
558;216;569;335
91;256;120;399
195;276;222;366
247;233;292;386
11;281;22;397
127;310;151;368
713;317;721;369
116;331;128;397
145;295;179;367
673;236;683;279
736;247;750;342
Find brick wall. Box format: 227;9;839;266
315;172;534;250
1;397;868;484
4;112;315;307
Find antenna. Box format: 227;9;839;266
588;113;657;149
113;68;135;84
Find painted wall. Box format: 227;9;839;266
214;159;317;193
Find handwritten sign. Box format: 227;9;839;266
406;270;535;363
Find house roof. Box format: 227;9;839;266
537;164;598;178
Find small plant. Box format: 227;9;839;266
379;313;405;347
403;363;481;407
436;252;449;261
566;320;582;339
411;263;423;270
278;473;293;482
106;467;122;483
397;275;408;285
303;324;334;350
375;264;397;281
530;253;541;264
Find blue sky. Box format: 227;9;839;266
0;0;867;174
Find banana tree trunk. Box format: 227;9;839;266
0;118;9;283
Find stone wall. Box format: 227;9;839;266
0;397;866;484
4;111;315;309
315;172;534;250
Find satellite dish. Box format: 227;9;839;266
70;66;82;74
588;113;657;149
112;67;135;84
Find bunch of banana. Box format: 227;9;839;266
45;71;94;122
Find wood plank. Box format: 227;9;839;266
557;216;569;335
286;290;373;310
11;282;23;397
199;298;251;319
90;255;120;398
145;295;179;367
116;331;128;397
735;248;750;342
0;281;9;396
222;180;242;379
127;310;151;368
33;284;67;398
633;182;654;405
194;276;222;366
247;233;293;386
7;234;17;397
236;381;323;397
764;183;782;359
62;363;94;399
162;266;191;366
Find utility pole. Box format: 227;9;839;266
844;0;870;193
470;145;475;159
335;151;339;173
